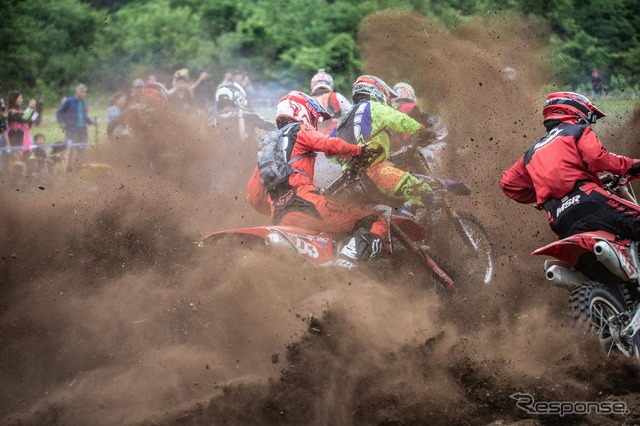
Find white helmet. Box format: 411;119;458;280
310;69;334;96
215;82;247;109
275;90;331;129
393;82;416;103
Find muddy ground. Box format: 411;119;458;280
3;10;640;426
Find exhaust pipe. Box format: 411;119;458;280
545;265;585;291
594;241;634;281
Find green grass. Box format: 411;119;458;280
597;96;638;120
590;96;639;138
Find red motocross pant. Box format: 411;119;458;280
276;185;388;240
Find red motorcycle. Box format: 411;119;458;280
202;152;460;291
532;173;640;358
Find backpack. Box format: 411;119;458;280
334;101;386;145
257;122;315;191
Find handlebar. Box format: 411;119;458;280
321;145;380;197
600;173;631;189
600;172;638;204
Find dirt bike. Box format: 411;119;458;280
202;151;460;291
532;173;640;358
323;137;495;287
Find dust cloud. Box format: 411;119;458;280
2;10;640;426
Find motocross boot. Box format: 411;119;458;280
334;227;383;270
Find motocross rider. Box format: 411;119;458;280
310;69;352;135
331;75;435;219
391;81;447;144
247;90;388;269
390;81;448;173
210;81;275;144
500;91;640;240
310;69;353;119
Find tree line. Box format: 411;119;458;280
1;0;638;99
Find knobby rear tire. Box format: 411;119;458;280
570;281;640;358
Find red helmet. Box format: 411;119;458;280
142;82;168;104
275;90;331;129
352;75;396;104
310;68;334;96
542;91;606;124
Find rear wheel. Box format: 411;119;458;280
570;281;640;358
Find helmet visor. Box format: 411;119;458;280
305;94;331;120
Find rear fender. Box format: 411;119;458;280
202;226;336;266
531;230;620;266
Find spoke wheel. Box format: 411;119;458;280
570;281;640;358
426;211;494;289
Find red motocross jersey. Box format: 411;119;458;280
500;123;633;206
247;123;362;215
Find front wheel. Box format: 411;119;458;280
570;281;640;358
426;211;494;288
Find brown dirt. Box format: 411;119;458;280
2;10;640;426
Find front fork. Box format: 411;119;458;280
621;307;640;340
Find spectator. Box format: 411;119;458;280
27;133;50;178
192;69;213;110
591;68;603;99
0;96;8;149
167;68;208;111
32;133;48;160
130;79;146;105
6;90;38;156
107;91;127;123
55;83;97;170
33;95;45;127
107;91;127;140
0;96;10;178
239;70;255;97
218;70;233;87
167;72;194;110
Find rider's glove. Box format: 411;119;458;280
628;161;640;177
413;124;436;146
361;144;384;159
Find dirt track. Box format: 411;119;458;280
3;10;640;426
